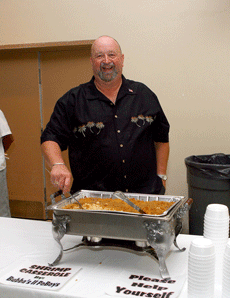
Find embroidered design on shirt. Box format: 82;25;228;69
74;121;105;137
78;125;86;137
146;115;156;124
131;115;156;127
131;117;141;127
86;121;95;133
138;114;145;125
96;122;105;134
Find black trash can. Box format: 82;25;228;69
185;153;230;235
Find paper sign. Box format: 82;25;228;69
0;256;81;291
106;271;186;298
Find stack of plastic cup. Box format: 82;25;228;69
188;237;215;298
222;239;230;298
203;204;229;290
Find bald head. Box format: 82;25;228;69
91;36;122;58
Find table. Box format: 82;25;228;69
0;217;203;297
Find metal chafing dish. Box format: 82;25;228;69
47;190;192;279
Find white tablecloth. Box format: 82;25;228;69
0;217;203;297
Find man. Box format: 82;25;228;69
0;110;13;217
41;36;169;195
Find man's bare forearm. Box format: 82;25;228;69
41;141;65;168
155;142;169;188
155;142;170;175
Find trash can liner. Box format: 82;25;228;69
185;153;230;180
185;153;230;235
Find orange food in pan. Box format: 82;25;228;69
62;197;174;215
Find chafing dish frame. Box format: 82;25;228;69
47;190;191;279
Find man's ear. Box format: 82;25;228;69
121;54;124;67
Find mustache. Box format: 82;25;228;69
100;62;115;69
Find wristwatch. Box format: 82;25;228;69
158;174;167;181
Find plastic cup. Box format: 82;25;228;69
204;214;229;221
222;279;230;295
188;287;214;298
203;227;229;233
188;262;215;268
189;237;215;256
204;215;229;223
224;239;230;256
188;285;214;293
203;234;228;241
188;264;215;271
203;233;229;242
205;204;229;219
188;260;215;268
204;224;229;230
188;271;215;279
222;239;230;296
188;263;215;272
223;268;230;276
212;241;228;247
188;237;215;298
204;227;229;233
188;274;215;281
188;282;214;290
223;272;230;280
189;251;215;259
189;258;214;265
204;241;228;248
203;222;229;230
204;205;229;249
203;222;229;229
203;235;228;242
223;255;230;263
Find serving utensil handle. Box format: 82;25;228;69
50;189;64;205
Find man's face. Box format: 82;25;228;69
90;37;124;83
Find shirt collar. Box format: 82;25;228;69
85;75;136;101
118;75;136;99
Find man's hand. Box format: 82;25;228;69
50;164;72;194
162;179;166;188
41;141;73;193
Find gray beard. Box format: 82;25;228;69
98;63;118;82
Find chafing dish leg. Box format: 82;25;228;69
49;213;71;266
158;255;170;280
173;199;192;252
173;221;186;252
144;221;175;280
173;237;186;252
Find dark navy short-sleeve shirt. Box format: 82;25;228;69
41;76;170;194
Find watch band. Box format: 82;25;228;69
158;174;167;181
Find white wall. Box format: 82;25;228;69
1;0;230;197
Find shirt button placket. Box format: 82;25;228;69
114;112;128;190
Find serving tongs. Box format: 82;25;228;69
112;190;146;214
50;189;83;209
67;192;83;209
